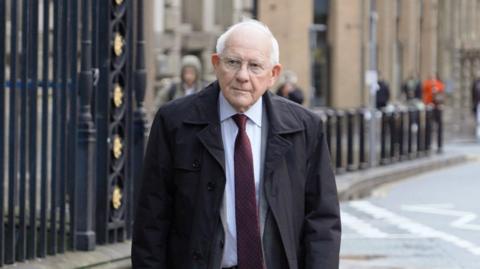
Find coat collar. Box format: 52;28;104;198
184;80;305;135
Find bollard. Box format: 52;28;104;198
389;109;398;163
335;110;346;174
398;108;407;160
407;107;414;157
408;107;419;159
380;108;389;165
424;105;434;154
347;109;356;171
358;108;369;169
326;109;337;168
436;105;443;153
417;106;425;157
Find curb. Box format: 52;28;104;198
336;152;470;201
3;242;132;269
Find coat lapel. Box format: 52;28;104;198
262;92;305;264
262;92;304;184
184;81;225;172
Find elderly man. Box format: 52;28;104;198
132;19;341;269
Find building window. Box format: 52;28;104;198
311;0;330;106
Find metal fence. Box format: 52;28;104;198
0;0;147;266
316;104;443;174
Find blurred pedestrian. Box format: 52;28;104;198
376;77;390;109
154;54;205;108
402;74;422;102
422;73;445;106
276;70;304;104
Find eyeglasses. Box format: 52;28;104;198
220;56;269;75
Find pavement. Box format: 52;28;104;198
336;143;474;201
5;141;478;269
339;141;480;269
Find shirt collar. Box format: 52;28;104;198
218;91;263;127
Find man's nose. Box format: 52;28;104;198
235;64;249;82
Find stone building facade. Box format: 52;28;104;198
144;0;480;139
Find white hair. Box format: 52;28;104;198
215;19;280;65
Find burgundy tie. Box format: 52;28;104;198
232;114;264;269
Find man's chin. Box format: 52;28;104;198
230;100;252;113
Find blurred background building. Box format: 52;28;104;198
144;0;480;140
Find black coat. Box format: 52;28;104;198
132;81;341;269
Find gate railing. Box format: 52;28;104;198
0;0;147;266
316;104;444;174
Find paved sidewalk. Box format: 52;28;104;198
3;242;132;269
336;142;479;201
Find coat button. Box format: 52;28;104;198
192;159;200;169
192;251;202;260
207;181;216;191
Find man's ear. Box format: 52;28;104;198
269;63;282;87
211;54;220;70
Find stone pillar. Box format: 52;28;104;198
450;0;463;137
360;0;370;106
420;0;439;80
398;0;421;79
259;0;313;106
328;0;362;108
377;0;395;84
437;0;453;82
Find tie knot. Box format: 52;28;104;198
232;114;248;131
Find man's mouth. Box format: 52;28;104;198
232;87;250;92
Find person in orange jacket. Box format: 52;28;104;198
422;73;445;106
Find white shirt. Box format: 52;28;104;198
219;91;263;267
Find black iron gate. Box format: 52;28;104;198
0;0;146;265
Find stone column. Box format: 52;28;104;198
327;0;362;108
450;0;463;137
377;0;395;84
259;0;314;106
420;0;439;80
398;0;421;79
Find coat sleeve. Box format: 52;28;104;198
132;111;174;268
303;119;341;269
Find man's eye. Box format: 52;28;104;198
227;59;240;66
249;63;263;72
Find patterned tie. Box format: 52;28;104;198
232;114;264;269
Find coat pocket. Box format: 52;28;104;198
173;144;202;172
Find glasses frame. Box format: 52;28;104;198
219;55;272;75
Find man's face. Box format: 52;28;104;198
212;27;282;113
